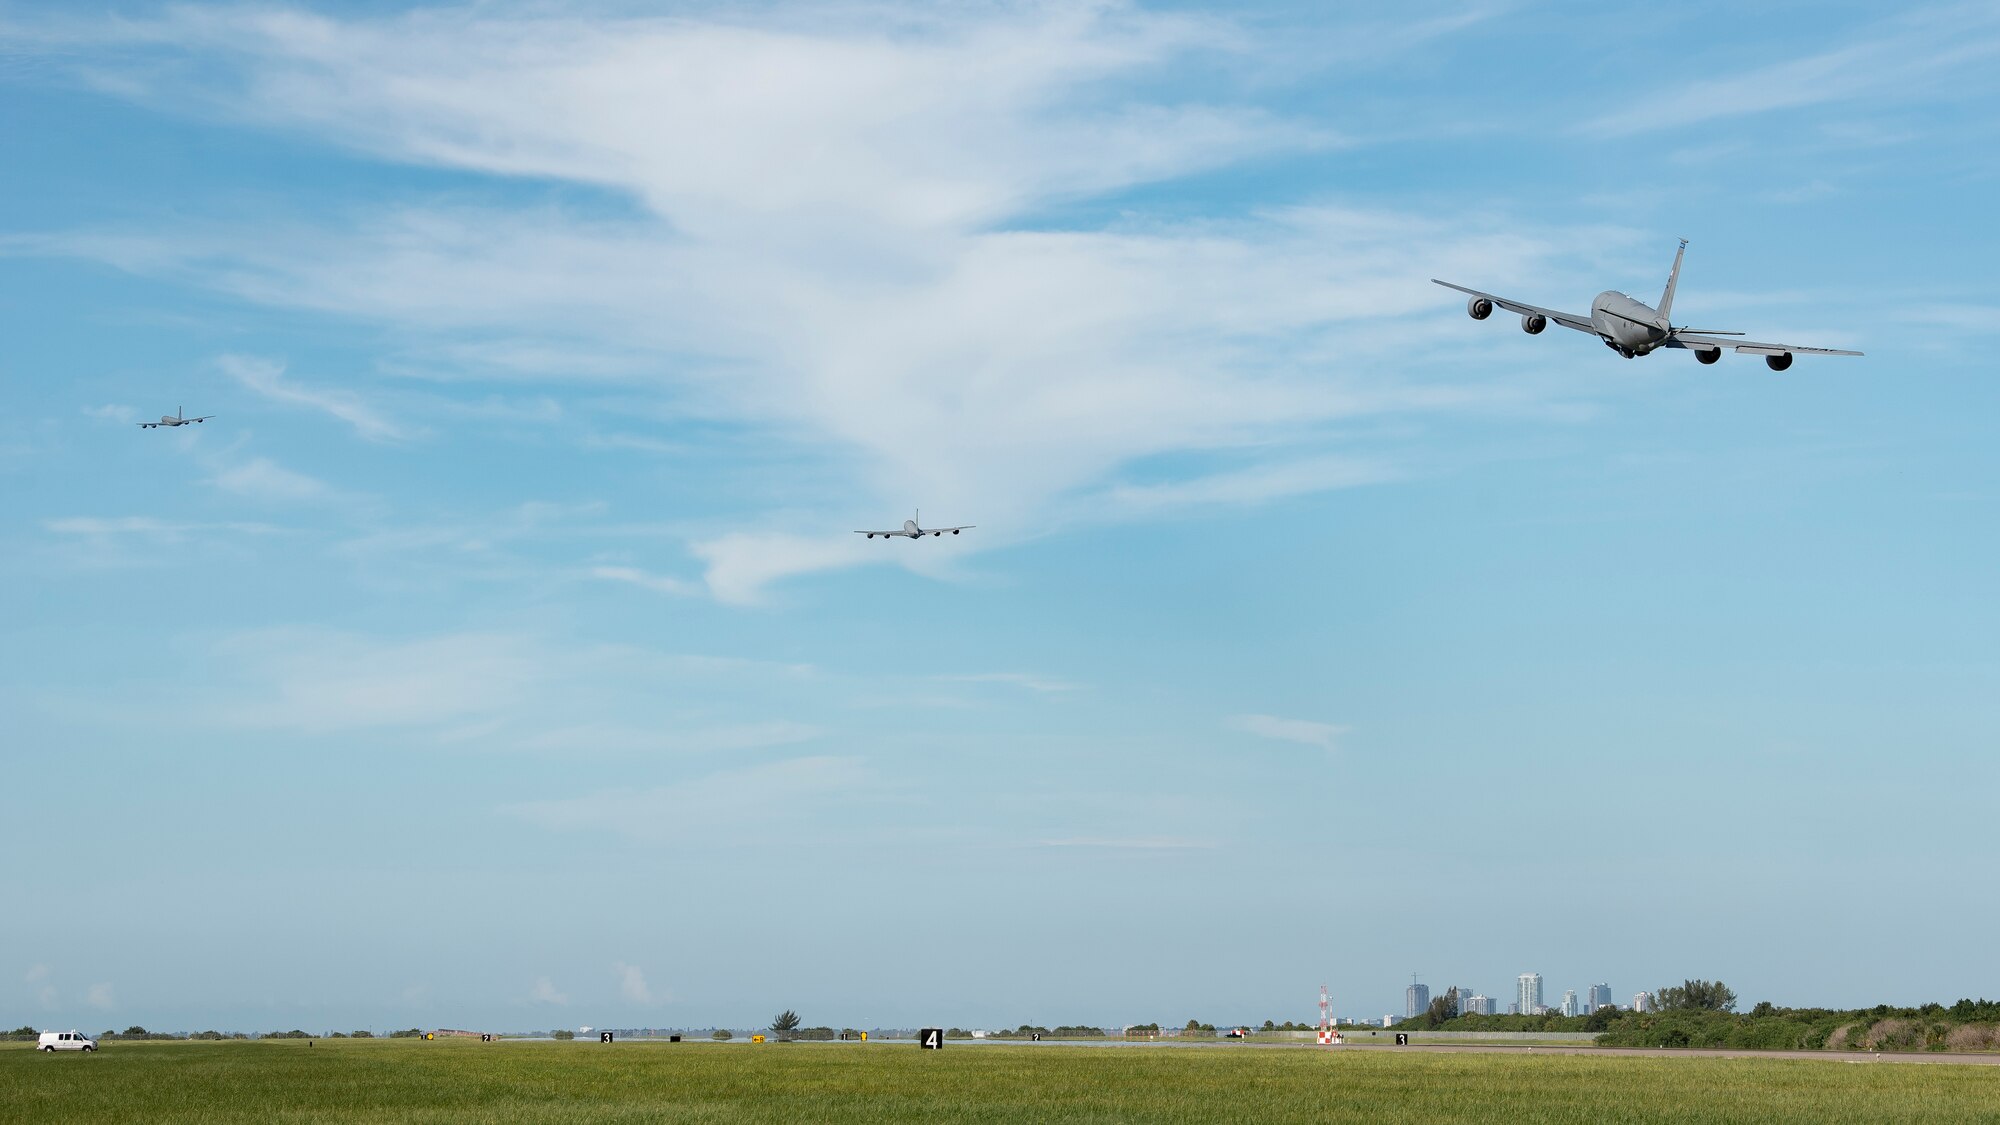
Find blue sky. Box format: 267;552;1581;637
3;0;1998;1033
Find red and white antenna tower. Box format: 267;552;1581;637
1318;984;1338;1045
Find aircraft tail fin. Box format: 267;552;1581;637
1656;239;1687;328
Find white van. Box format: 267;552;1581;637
38;1030;97;1052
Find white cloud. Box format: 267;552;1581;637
588;565;700;598
83;403;136;424
25;965;57;1008
84;982;115;1009
45;515;284;539
13;4;1611;602
513;720;822;756
208;456;334;503
691;532;890;606
1095;455;1395;516
1583;8;2000;137
938;672;1080;694
531;977;568;1005
215;630;539;733
1231;713;1345;752
614;963;654;1004
217;353;413;441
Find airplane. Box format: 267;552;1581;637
1433;240;1861;370
138;406;214;428
856;510;973;539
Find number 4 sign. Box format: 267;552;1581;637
919;1028;944;1050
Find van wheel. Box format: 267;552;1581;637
42;1045;54;1052
84;1045;96;1052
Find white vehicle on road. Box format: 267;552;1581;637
38;1030;97;1052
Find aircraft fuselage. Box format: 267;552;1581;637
1589;291;1669;356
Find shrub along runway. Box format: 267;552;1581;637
6;1037;1999;1124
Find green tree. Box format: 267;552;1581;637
770;1010;801;1041
711;1029;733;1040
1657;980;1737;1012
551;1029;575;1040
1420;989;1459;1028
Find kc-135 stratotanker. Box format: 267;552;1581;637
1433;241;1861;370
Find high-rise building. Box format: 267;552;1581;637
1561;989;1578;1017
1466;994;1496;1016
1517;973;1543;1016
1633;991;1653;1013
1405;978;1430;1019
1506;1002;1519;1015
1589;983;1612;1013
1450;986;1473;1016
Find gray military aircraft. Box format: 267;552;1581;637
138;406;214;428
1433;240;1861;370
856;510;973;539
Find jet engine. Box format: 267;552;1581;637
1467;297;1493;320
1695;348;1722;365
1765;353;1793;372
1521;314;1546;335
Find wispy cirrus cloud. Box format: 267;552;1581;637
7;3;1581;603
938;672;1080;694
45;515;285;539
218;353;415;441
1583;6;2000;137
588;565;700;598
1230;713;1345;752
82;403;136;424
206;455;335;502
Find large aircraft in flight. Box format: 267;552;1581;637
856;511;973;539
138;406;214;428
1433;240;1861;370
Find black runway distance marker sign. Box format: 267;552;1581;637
919;1028;944;1049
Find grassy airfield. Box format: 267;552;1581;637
5;1037;1998;1124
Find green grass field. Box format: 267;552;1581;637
5;1038;1998;1124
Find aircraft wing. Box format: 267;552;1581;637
1431;280;1595;334
188;415;214;422
137;422;157;428
855;529;913;537
929;525;974;533
1665;333;1862;357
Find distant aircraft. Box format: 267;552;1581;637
1433;240;1862;370
856;510;974;539
138;406;214;428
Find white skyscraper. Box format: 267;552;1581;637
1561;989;1578;1017
1589;983;1613;1013
1517;972;1543;1015
1633;991;1653;1013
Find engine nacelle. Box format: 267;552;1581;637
1521;314;1546;335
1765;352;1793;372
1467;297;1493;320
1695;347;1722;365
